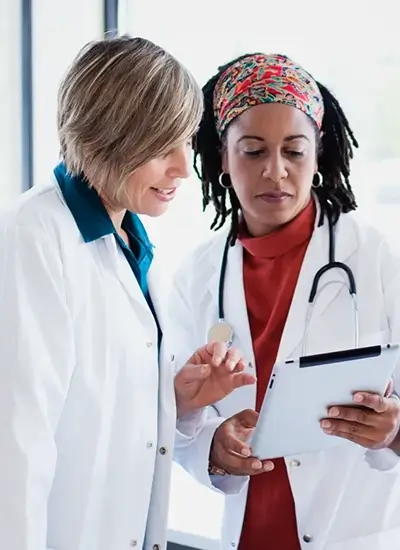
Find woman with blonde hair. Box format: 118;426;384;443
0;36;254;550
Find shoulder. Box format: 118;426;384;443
338;210;396;255
338;210;400;285
173;228;229;287
0;178;78;247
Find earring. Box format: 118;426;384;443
312;171;323;188
218;172;232;189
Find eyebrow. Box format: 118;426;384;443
237;134;310;143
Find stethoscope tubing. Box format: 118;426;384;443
216;210;359;354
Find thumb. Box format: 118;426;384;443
385;378;394;397
233;409;259;429
176;363;211;384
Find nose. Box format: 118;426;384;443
167;143;192;180
262;152;288;184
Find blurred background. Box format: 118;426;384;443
1;0;399;547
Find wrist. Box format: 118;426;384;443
387;395;400;454
388;425;400;455
176;399;195;419
174;382;194;419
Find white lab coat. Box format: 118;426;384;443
0;181;177;550
171;209;400;550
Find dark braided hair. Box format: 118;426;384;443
193;54;359;243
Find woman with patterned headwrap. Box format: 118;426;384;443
171;53;400;550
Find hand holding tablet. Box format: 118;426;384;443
321;379;400;450
250;344;400;460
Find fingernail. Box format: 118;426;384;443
321;420;331;428
329;407;339;417
263;461;274;471
200;365;208;374
241;448;251;457
354;393;363;403
252;460;262;470
226;360;235;371
213;355;223;366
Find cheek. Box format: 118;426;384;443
228;156;260;190
289;160;316;193
124;176;141;200
126;167;156;195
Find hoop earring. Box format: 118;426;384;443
218;172;232;189
312;171;323;188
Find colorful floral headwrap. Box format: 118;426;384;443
213;53;324;137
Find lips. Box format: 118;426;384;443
150;186;178;203
151;187;176;195
257;190;292;203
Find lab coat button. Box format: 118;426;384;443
153;545;160;550
146;441;153;449
303;534;313;543
159;446;167;455
248;361;254;369
230;543;237;547
129;540;137;547
146;341;153;348
170;354;175;362
290;459;301;467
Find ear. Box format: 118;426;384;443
221;145;229;174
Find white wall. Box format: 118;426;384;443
0;0;22;203
0;0;105;203
31;0;104;188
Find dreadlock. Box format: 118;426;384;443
193;54;359;243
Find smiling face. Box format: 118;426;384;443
121;139;192;217
222;102;319;237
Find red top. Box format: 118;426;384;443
238;200;316;550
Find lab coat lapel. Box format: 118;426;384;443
277;213;358;360
103;235;151;316
147;262;168;335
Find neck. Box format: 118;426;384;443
98;192;129;246
99;192;126;232
108;209;126;232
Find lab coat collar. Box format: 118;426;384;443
53;163;153;256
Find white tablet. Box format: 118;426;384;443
251;344;399;460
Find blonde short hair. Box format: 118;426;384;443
57;36;203;198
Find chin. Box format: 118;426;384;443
138;202;171;218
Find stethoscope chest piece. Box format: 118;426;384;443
207;320;234;347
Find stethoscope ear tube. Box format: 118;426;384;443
308;261;357;303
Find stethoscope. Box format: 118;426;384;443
207;210;359;355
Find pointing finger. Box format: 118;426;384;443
206;341;228;366
224;347;244;371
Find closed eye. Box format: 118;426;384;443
244;150;263;157
286;150;305;157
